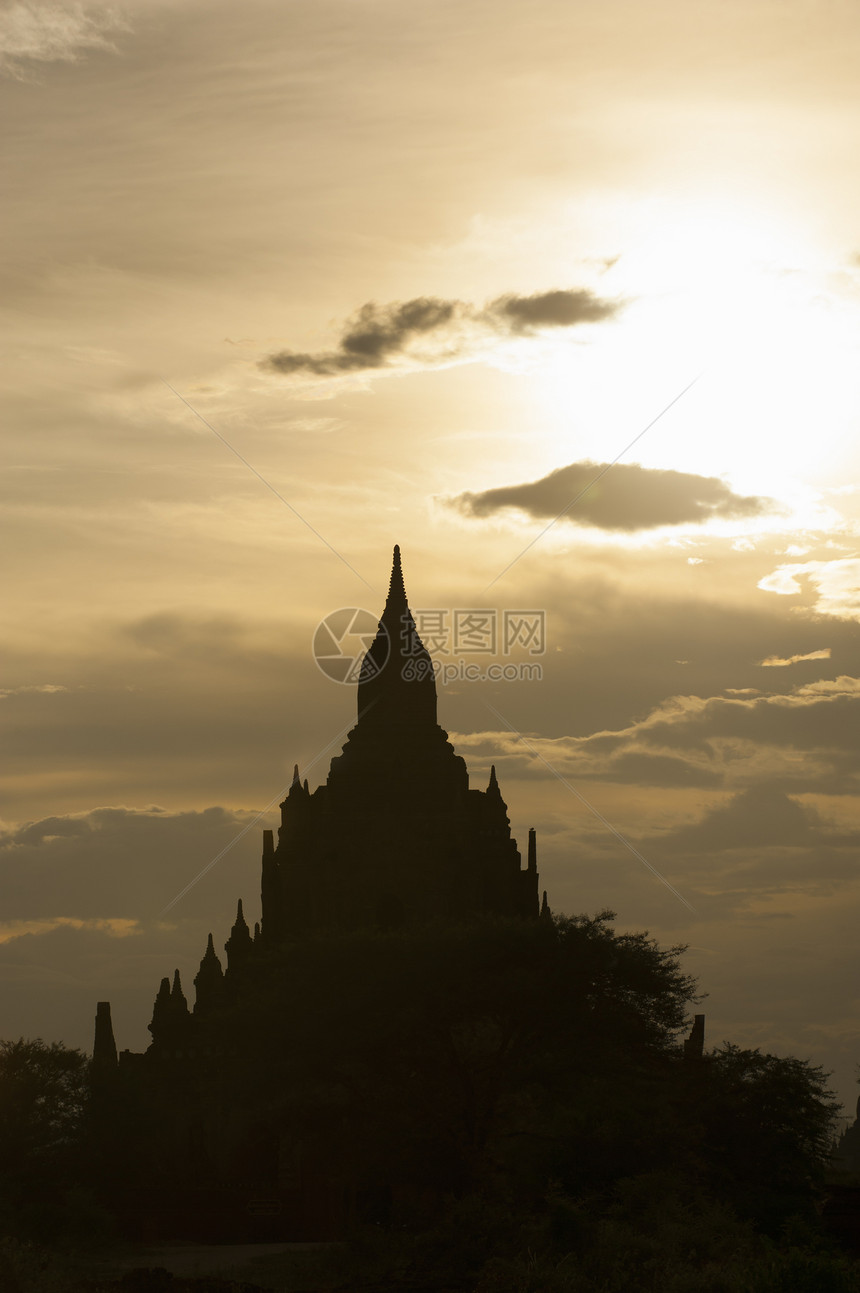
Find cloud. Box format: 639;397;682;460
261;287;619;377
0;916;140;944
0;804;263;923
455;673;860;796
759;649;831;668
657;785;825;854
447;461;770;532
582;749;723;788
488;288;618;332
0;3;125;79
613;676;860;759
0;609;335;817
0;683;68;698
758;556;860;621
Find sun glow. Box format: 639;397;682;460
530;198;860;500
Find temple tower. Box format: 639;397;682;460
262;546;539;938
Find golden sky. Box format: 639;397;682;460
3;0;860;1112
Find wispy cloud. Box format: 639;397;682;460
759;648;831;668
0;3;126;79
452;674;860;795
261;288;619;378
0;683;68;698
758;556;860;621
447;460;770;533
0;916;140;944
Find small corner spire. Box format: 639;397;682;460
684;1014;705;1062
92;1001;118;1074
225;897;254;971
148;976;173;1041
194;932;224;1015
169;969;190;1021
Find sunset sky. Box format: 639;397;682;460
3;0;860;1114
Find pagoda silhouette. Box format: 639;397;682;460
263;544;541;940
91;547;543;1236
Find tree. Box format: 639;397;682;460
0;1039;89;1202
186;911;699;1214
688;1043;842;1231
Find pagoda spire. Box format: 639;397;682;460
92;1001;118;1076
225;898;254;973
194;932;224;1015
357;546;438;728
148;973;190;1045
288;763;303;800
171;968;187;1008
148;976;171;1040
382;543;408;621
170;969;191;1024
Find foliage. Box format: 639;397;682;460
0;1038;94;1242
200;911;697;1204
463;1175;860;1292
689;1043;843;1231
0;1039;89;1181
0;1237;72;1293
73;910;851;1284
113;913;843;1242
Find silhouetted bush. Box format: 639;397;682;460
0;1038;104;1244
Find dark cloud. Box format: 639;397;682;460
448;461;770;532
488;288;616;331
265;298;459;375
631;679;860;758
533;674;860;797
463;565;859;745
583;750;723;788
657;785;824;854
341;298;458;360
0;805;262;923
261;287;618;376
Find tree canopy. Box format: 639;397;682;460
0;1038;89;1183
188;911;839;1237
